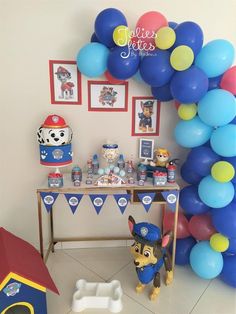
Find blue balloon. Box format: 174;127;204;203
223;157;236;183
187;146;221;177
76;43;109;77
170;66;209;103
198;175;234;208
140;50;174;87
151;83;173;102
224;237;236;255
172;21;203;55
94;8;127;48
190;241;223;279
168;21;178;30
220;255;236;287
90;32;100;43
212;201;236;238
107;46;140;80
198;89;236;127
208;75;222;91
180;185;210;215
174;117;213;148
210;124;236;157
180;161;203;184
174;237;197;265
195;39;235;78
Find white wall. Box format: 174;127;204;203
1;0;235;248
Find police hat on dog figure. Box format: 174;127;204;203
128;216;173;301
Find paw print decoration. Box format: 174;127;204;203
37;114;73;167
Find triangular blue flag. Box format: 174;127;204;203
40;192;59;213
137;192;156;212
64;194;83;214
89;194;107;215
161;190;179;212
113;194;131;214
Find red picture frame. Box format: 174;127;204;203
49;60;82;105
88;80;128;112
131;97;161;136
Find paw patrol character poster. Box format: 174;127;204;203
132;97;161;136
88;81;128;111
49;60;82;105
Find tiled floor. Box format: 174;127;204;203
6;247;236;314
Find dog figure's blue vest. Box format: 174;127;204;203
136;258;164;284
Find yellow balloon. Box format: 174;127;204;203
210;233;229;252
113;25;130;46
170;45;194;71
178;103;197;120
211;161;235;183
155;26;176;50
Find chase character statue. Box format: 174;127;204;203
138;100;154;132
128;216;173;301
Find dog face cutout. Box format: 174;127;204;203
37;126;72;146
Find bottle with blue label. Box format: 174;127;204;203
117;154;125;170
92;154;99;174
137;164;147;182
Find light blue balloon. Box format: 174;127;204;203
198;175;234;208
195;39;235;78
210;124;236;157
174;116;213;148
190;241;223;279
198;89;236;127
76;43;109;77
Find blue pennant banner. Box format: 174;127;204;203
40;192;59;213
89;194;107;215
64;194;83;214
161;190;179;212
113;194;131;214
137;193;156;212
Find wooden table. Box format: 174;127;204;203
37;174;180;271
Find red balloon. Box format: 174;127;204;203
105;70;126;85
163;211;190;239
220;66;236;95
188;213;216;241
174;100;181;110
135;11;168;47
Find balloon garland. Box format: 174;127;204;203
76;8;236;287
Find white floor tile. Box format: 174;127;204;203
43;248;236;314
68;294;154;314
46;250;104;314
191;278;236;314
112;262;211;314
64;247;132;280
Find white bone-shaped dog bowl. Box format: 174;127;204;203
72;279;123;313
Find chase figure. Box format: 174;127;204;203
128;216;173;301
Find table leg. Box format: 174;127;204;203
172;191;180;273
37;191;44;259
50;206;55;253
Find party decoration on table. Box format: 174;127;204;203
161;190;179;212
0;228;59;314
76;7;236;287
137;192;156;212
113;194;131;214
40;192;59;213
89;194;108;214
128;216;173;301
37;114;73;168
48;171;63;188
64;194;83;214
